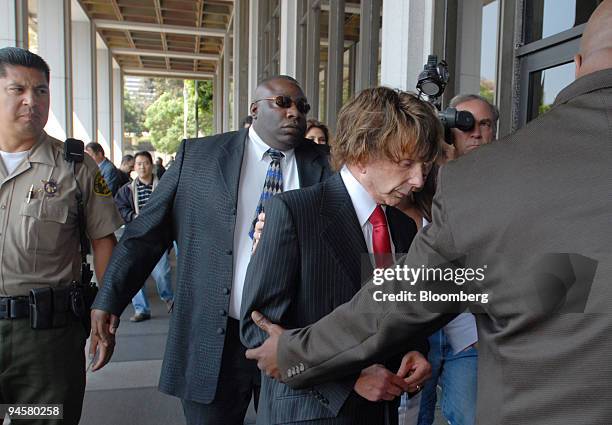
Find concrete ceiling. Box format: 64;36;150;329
77;0;234;79
76;0;366;80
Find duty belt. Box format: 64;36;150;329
0;296;29;319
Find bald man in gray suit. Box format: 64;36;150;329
245;1;612;424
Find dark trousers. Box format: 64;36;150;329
0;318;86;425
182;318;261;425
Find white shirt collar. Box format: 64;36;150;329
248;126;295;163
340;165;378;229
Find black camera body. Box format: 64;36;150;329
416;55;475;137
439;107;476;132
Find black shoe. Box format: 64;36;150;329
130;312;151;322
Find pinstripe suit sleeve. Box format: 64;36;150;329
92;139;185;316
240;195;299;348
240;193;358;416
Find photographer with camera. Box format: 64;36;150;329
0;47;122;425
406;54;500;425
447;94;499;159
406;93;499;425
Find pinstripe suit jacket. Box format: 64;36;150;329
240;173;425;424
92;129;332;403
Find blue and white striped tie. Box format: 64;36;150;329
249;148;284;239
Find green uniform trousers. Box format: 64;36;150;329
0;318;86;425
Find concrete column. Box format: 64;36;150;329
38;0;72;140
431;0;447;61
356;0;381;92
441;0;458;104
1;0;28;48
71;16;96;142
381;0;433;91
233;0;249;130
280;0;298;78
456;0;483;94
96;36;113;159
325;0;344;132
320;67;326;121
214;68;223;134
259;0;270;79
347;42;356;99
248;0;260;101
496;0;517;137
295;0;307;87
0;1;17;47
354;41;361;92
271;5;280;75
222;34;231;133
257;1;267;81
112;60;123;164
305;0;320;119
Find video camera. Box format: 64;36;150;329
416;55;475;133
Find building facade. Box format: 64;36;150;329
1;0;602;156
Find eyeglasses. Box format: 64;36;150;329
252;95;311;114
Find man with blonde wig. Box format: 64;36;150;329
246;1;612;423
240;87;443;424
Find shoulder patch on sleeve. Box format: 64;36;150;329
94;170;112;197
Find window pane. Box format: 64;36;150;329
527;62;575;121
481;0;498;103
525;0;602;43
28;0;38;53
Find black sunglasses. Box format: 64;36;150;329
253;95;311;114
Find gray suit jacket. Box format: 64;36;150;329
92;129;331;403
241;173;426;424
276;69;612;424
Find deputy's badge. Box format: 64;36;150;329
41;179;58;197
93;170;112;197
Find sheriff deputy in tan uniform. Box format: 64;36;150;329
0;47;123;425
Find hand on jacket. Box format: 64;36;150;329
251;212;266;254
397;350;432;393
354;364;410;401
245;310;284;379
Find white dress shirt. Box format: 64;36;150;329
229;127;300;319
340;166;395;260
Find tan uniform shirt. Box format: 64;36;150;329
0;132;123;296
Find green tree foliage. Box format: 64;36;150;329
538;103;552;116
150;78;183;96
480;79;495;104
144;79;214;154
123;91;147;135
144;92;185;154
193;80;214;137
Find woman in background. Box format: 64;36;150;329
305;119;330;145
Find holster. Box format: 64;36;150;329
73;281;98;334
29;286;72;329
29;282;98;334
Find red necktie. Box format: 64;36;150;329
369;205;392;268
